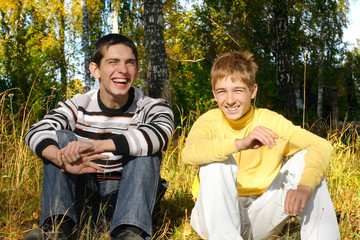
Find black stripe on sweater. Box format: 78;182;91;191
138;128;153;155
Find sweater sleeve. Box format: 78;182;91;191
271;112;333;190
24;99;78;158
287;127;332;190
111;100;175;156
181;112;238;165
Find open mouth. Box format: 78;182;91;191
226;106;239;111
112;78;128;86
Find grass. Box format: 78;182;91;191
0;89;359;239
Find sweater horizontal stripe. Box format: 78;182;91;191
25;87;175;180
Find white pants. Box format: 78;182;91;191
190;150;340;240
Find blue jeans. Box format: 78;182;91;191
39;130;161;238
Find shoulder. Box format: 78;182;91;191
198;108;221;120
254;108;290;122
253;107;298;131
63;89;99;110
255;107;282;118
194;108;221;126
134;87;171;109
67;89;98;103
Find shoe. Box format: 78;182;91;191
115;230;145;240
23;227;69;240
24;215;74;240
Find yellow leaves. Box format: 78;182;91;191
182;208;193;238
24;210;39;223
183;222;192;237
66;78;84;98
0;0;15;12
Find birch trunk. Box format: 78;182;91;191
59;0;67;97
111;0;120;33
273;0;296;115
143;0;171;102
317;19;325;119
81;0;91;92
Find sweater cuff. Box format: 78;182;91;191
220;138;238;160
298;173;321;191
111;135;130;155
35;139;59;159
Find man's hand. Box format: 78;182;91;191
285;185;313;216
57;141;108;174
235;126;278;151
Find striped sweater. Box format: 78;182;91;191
25;87;175;179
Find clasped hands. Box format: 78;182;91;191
57;141;107;174
235;126;313;216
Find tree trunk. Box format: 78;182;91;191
331;87;338;130
111;0;120;33
81;0;92;92
142;0;171;102
59;0;67;98
316;18;325;119
272;0;296;115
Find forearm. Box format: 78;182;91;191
287;130;333;190
298;140;332;190
112;121;174;156
41;145;61;166
182;138;237;165
92;139;116;152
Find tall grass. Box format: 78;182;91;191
0;89;359;239
0;89;43;239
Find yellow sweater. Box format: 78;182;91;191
182;106;333;197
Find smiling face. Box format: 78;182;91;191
213;77;258;121
89;44;139;109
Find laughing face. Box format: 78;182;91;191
89;44;139;109
213;77;258;121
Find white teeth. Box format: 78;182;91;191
227;106;239;111
113;79;127;83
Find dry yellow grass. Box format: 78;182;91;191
0;90;359;239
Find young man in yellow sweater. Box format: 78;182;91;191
182;51;340;240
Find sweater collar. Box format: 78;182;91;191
222;105;255;130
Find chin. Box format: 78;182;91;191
228;115;243;121
223;112;242;121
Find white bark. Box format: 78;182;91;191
143;0;171;102
111;0;120;33
81;0;91;91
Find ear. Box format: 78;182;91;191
89;62;100;79
212;90;218;102
251;84;258;99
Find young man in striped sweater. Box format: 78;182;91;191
24;34;174;240
182;51;340;239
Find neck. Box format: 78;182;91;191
223;106;254;130
99;91;129;109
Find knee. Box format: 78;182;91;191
125;154;161;169
122;154;161;179
56;130;77;149
282;150;307;173
199;156;238;183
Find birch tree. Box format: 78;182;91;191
142;0;170;100
272;0;296;114
111;0;121;33
81;0;92;91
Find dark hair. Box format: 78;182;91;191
92;34;138;66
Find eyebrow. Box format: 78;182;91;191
214;88;226;92
234;87;246;90
215;86;246;92
105;58;137;63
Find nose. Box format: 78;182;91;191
227;92;236;104
116;62;128;74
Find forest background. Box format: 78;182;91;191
0;0;359;239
